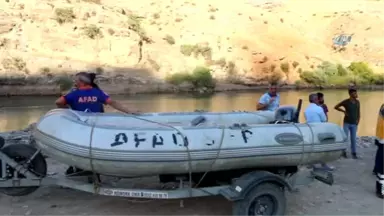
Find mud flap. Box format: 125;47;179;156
311;168;334;186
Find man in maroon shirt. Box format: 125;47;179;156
318;92;329;120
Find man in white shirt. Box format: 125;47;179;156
304;93;327;123
304;93;334;171
257;83;280;111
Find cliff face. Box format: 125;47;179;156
0;0;383;91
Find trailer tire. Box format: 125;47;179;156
232;183;286;216
0;144;47;196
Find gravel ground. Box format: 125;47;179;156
0;137;383;215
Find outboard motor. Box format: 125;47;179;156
273;99;303;123
274;106;298;122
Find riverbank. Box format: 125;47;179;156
1;82;383;96
0;128;382;215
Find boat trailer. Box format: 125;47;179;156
0;137;334;216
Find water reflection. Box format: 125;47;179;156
0;90;383;135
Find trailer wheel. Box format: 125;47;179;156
0;144;47;196
232;183;286;216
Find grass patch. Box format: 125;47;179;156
166;66;215;89
266;66;283;84
280;62;290;73
292;61;299;69
1;57;26;71
299;61;384;86
0;38;9;48
180;44;212;60
127;13;150;42
82;24;103;39
54;8;76;24
163;35;175;45
40;67;51;75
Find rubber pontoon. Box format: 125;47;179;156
32;105;348;177
0;100;342;215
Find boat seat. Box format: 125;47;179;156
191;116;207;126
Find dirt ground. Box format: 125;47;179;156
0;138;383;215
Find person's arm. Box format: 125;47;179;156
318;107;327;122
106;100;139;114
55;92;75;108
99;90;139;114
323;104;329;122
357;101;360;125
334;100;347;114
257;94;272;110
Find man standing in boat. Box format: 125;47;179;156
55;72;140;176
257;83;280;111
304;93;334;171
334;88;360;159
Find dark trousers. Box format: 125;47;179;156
374;140;383;173
374;139;384;197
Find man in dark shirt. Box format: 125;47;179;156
334;88;360;159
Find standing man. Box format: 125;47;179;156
257;83;280;111
304;93;327;123
304;93;334;171
334;88;360;159
317;92;328;120
374;104;384;199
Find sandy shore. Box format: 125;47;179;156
0;135;382;215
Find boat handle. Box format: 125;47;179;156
317;133;336;144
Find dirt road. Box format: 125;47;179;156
0;137;383;215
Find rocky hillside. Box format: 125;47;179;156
0;0;383;94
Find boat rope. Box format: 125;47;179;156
306;123;316;165
290;123;306;167
291;122;316;167
88;114;100;192
194;126;225;188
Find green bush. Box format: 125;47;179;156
164;35;175;45
190;66;215;89
54;8;75;24
336;64;348;76
166;66;215;89
82;24;103;39
347;61;380;84
298;61;384;86
280;62;290;73
180;44;212;60
299;70;326;86
166;72;191;85
318;61;338;77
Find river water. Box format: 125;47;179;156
0;90;383;136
